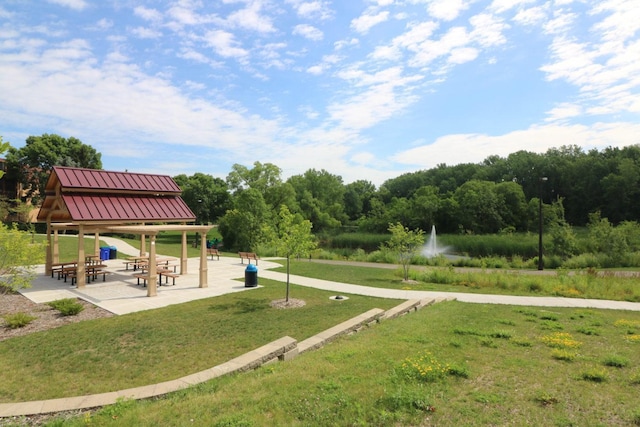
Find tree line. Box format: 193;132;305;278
3;134;640;252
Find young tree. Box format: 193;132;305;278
262;205;317;302
384;222;425;281
0;223;46;294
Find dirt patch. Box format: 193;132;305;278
270;298;306;309
0;293;114;342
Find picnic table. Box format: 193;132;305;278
51;261;78;279
124;256;149;271
133;268;179;287
62;263;109;285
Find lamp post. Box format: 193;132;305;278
538;177;548;270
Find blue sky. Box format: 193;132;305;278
1;0;639;186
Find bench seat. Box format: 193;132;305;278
238;252;259;265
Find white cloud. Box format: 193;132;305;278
293;24;323;41
428;0;469;21
134;6;163;23
227;2;275;33
448;47;479;64
351;10;390;34
335;38;359;50
513;5;549;26
131;27;162;39
470;13;508;48
545;102;582;122
203;30;248;58
409;26;470;67
540;2;640;118
306;64;324;75
489;0;536;14
47;0;88;11
289;0;333;20
392;122;640;168
329;66;423;130
543;9;577;35
592;0;640;42
393;21;439;51
370;44;402;61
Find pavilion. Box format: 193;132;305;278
37;166;214;297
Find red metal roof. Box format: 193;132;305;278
61;194;195;222
51;166;182;193
37;167;196;223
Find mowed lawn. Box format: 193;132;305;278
44;301;640;426
0;280;401;402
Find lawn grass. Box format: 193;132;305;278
0;280;401;402
274;259;640;302
50;301;640;426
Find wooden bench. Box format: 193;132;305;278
207;248;220;260
124;260;143;271
133;273;150;287
159;271;179;286
238;252;259;265
67;269;111;286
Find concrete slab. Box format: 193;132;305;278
20;256;283;315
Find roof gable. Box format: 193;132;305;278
38;167;195;224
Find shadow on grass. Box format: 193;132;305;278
209;298;270;314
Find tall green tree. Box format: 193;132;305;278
383;222;425;281
6;134;102;204
174;173;231;224
226;161;297;211
262;205;317;302
344;180;376;221
218;188;269;251
454;180;504;233
287;169;347;231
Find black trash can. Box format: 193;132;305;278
108;246;117;259
244;264;258;288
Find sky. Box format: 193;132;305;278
1;0;639;187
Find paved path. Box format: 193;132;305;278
22;236;640;313
259;270;640;311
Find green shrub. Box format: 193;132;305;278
447;364;470;378
2;312;37;329
551;349;577;362
534;390;559;406
602;355;630;368
47;298;84;316
581;367;607;382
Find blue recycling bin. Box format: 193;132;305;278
109;246;117;259
99;247;110;261
244;264;258;288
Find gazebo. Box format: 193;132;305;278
37;166;214;296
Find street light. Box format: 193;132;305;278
538;177;548;271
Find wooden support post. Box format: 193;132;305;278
77;225;86;288
199;231;208;288
147;235;158;297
